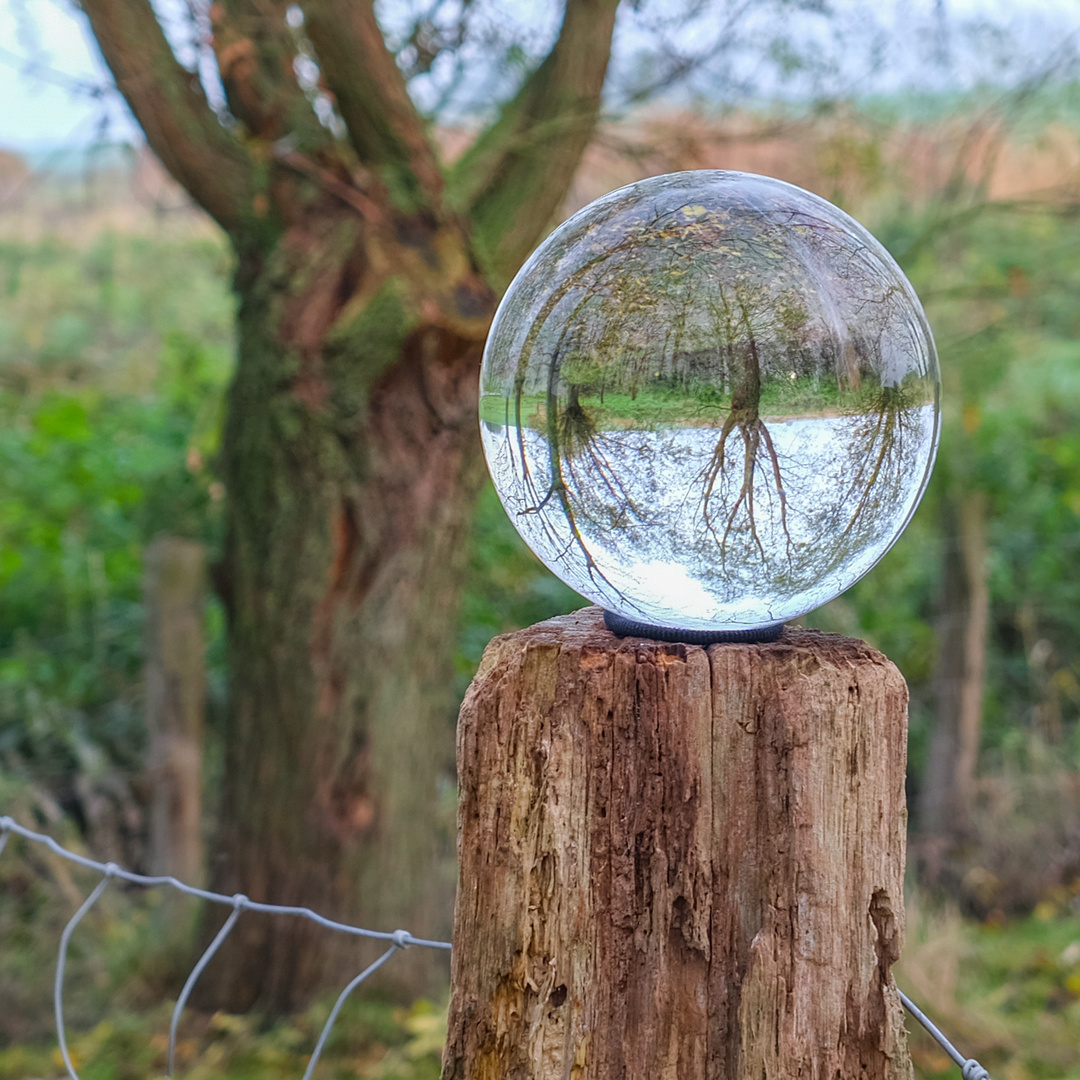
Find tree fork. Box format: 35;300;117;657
443;607;912;1080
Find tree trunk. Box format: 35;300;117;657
80;0;620;1017
195;232;487;1013
918;489;988;842
444;608;912;1080
143;536;206;887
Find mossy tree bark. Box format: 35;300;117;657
444;608;912;1080
205;260;490;1008
79;0;620;1011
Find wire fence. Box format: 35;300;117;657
0;813;992;1080
0;815;449;1080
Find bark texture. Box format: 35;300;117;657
201;268;488;1008
81;0;621;1012
444;608;911;1080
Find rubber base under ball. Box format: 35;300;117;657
603;610;785;644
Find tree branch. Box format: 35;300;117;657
448;0;621;285
299;0;444;211
81;0;258;236
211;0;327;151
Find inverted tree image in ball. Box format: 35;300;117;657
479;171;940;632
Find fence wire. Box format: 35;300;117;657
0;815;448;1080
1;814;992;1080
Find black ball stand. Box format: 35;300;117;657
603;610;785;645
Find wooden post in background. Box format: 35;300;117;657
443;607;911;1080
143;536;206;885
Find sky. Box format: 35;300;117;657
0;0;132;149
1;0;1078;153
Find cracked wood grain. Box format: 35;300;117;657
443;607;912;1080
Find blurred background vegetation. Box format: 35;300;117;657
1;1;1080;1076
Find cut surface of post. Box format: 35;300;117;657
443;607;911;1080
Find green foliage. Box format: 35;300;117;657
900;902;1080;1080
456;482;581;694
0;993;446;1079
810;197;1080;785
0;228;233;794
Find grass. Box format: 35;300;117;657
0;997;446;1080
898;900;1080;1079
2;899;1079;1078
479;374;932;433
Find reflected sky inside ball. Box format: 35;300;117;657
480;170;940;631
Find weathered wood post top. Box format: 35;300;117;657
443;607;911;1080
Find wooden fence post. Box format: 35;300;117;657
143;536;206;886
443;607;911;1080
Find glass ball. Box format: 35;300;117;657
479;171;940;632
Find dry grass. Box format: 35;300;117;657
899;893;1080;1079
0;146;213;244
3;103;1077;247
567;107;1080;222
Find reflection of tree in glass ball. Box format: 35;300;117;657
480;171;940;631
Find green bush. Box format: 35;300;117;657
0;231;232;799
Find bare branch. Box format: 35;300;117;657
81;0;258;235
210;0;327;148
448;0;621;285
393;2;467;81
299;0;444;210
0;42;109;97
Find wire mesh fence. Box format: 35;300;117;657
0;815;449;1080
0;813;992;1079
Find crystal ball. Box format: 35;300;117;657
479;171;940;632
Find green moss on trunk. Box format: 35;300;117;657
196;233;485;1013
